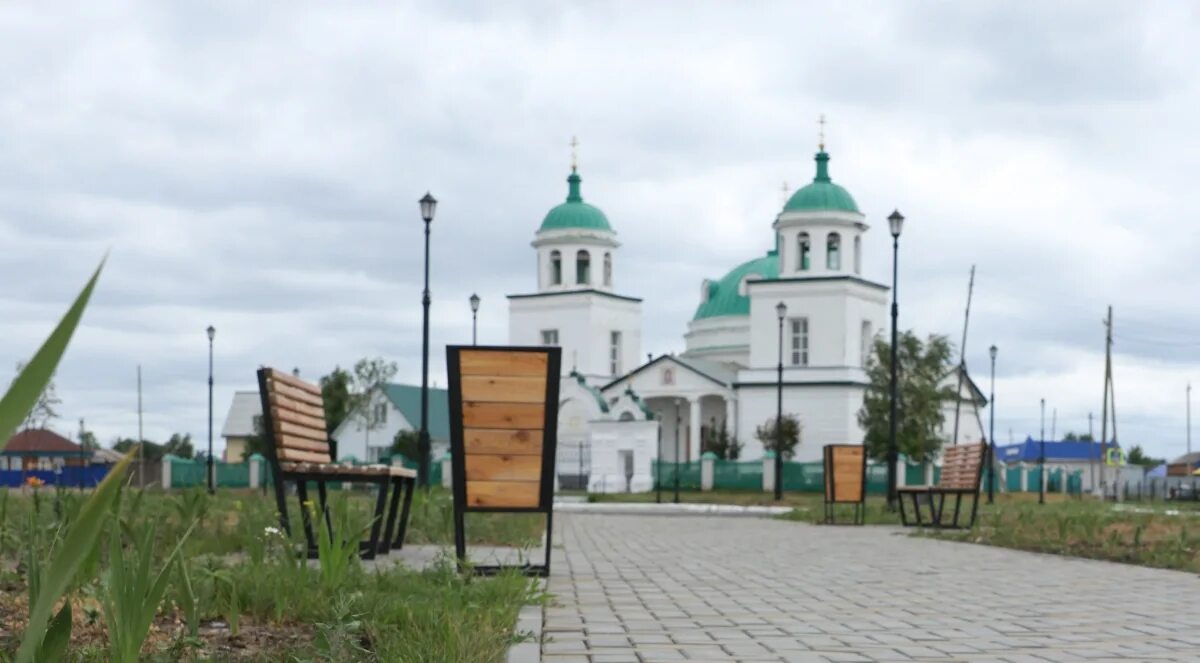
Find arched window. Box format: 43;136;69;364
797;233;811;271
826;232;841;270
853;235;862;274
576;250;591;284
550;250;562;285
604;252;612;286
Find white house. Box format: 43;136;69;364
331;384;450;464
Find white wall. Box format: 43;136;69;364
588;420;658;493
333;391;448;464
735;384;865;462
508;291;641;381
746;279;887;372
683;315;751;366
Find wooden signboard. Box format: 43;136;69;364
447;345;561;576
823;444;866;525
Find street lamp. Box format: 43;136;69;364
988;345;997;505
886;210;904;510
674;398;682;504
418;192;437;488
469;293;480;345
775;301;787;501
206;325;215;495
1039;397;1046;505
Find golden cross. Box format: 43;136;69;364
818;114;826;151
570;136;579;172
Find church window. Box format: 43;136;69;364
550;250;562;285
853;235;862;275
610;331;623;375
604;252;612;286
790;317;809;366
619;411;635;422
826;233;841;270
662;368;675;385
861;320;873;366
576;250;591;285
798;233;811;271
541;329;559;345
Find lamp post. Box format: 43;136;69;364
418;193;437;488
656;411;662;504
469;293;480;345
1039;397;1046;505
775;301;787;501
674;398;682;504
206;325;215;495
886;210;905;510
988;345;997;505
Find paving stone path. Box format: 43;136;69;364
541;514;1200;663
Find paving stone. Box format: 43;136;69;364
540;514;1199;662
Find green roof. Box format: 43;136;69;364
693;252;779;320
538;170;613;232
571;371;610;414
783;151;859;214
382;384;450;440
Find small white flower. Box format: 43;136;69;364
263;526;282;537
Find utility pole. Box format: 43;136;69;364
137;365;144;488
1050;408;1057;444
1188;383;1193;456
951;265;975;447
1099;306;1113;495
1089;411;1095;491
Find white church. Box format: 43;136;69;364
507;142;985;492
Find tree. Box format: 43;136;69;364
163;433;194;459
857;331;956;463
754;414;802;460
391;429;419;464
319;366;353;435
113;438;164;461
1125;445;1164;468
702;418;742;460
14;360;61;430
77;420;99;450
241;415;269;462
346;357;399;448
1063;431;1095;442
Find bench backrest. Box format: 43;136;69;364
447;346;561;511
938;442;986;490
256;368;332;465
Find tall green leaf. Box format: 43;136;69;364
0;257;105;449
16;451;130;663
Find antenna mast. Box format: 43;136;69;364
950;265;976;446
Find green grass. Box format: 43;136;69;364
0;486;542;662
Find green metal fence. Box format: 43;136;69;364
651;461;702;490
712;459;762;490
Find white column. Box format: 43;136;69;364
701;453;715;491
762;454;776;493
161;459;171;490
895;457;906;488
724;396;736;439
688;397;701;462
924;462;934;486
441;455;453;489
249;457;260;489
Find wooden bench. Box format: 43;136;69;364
898;442;986;529
255;367;417;559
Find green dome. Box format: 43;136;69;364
693;252;779;320
538;170;613;232
783;151;860;214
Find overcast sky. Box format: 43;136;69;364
1;2;1197;460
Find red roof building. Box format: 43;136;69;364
2;429;90;471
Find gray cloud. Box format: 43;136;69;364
0;1;1195;461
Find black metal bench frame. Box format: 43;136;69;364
897;444;986;530
256;368;416;560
